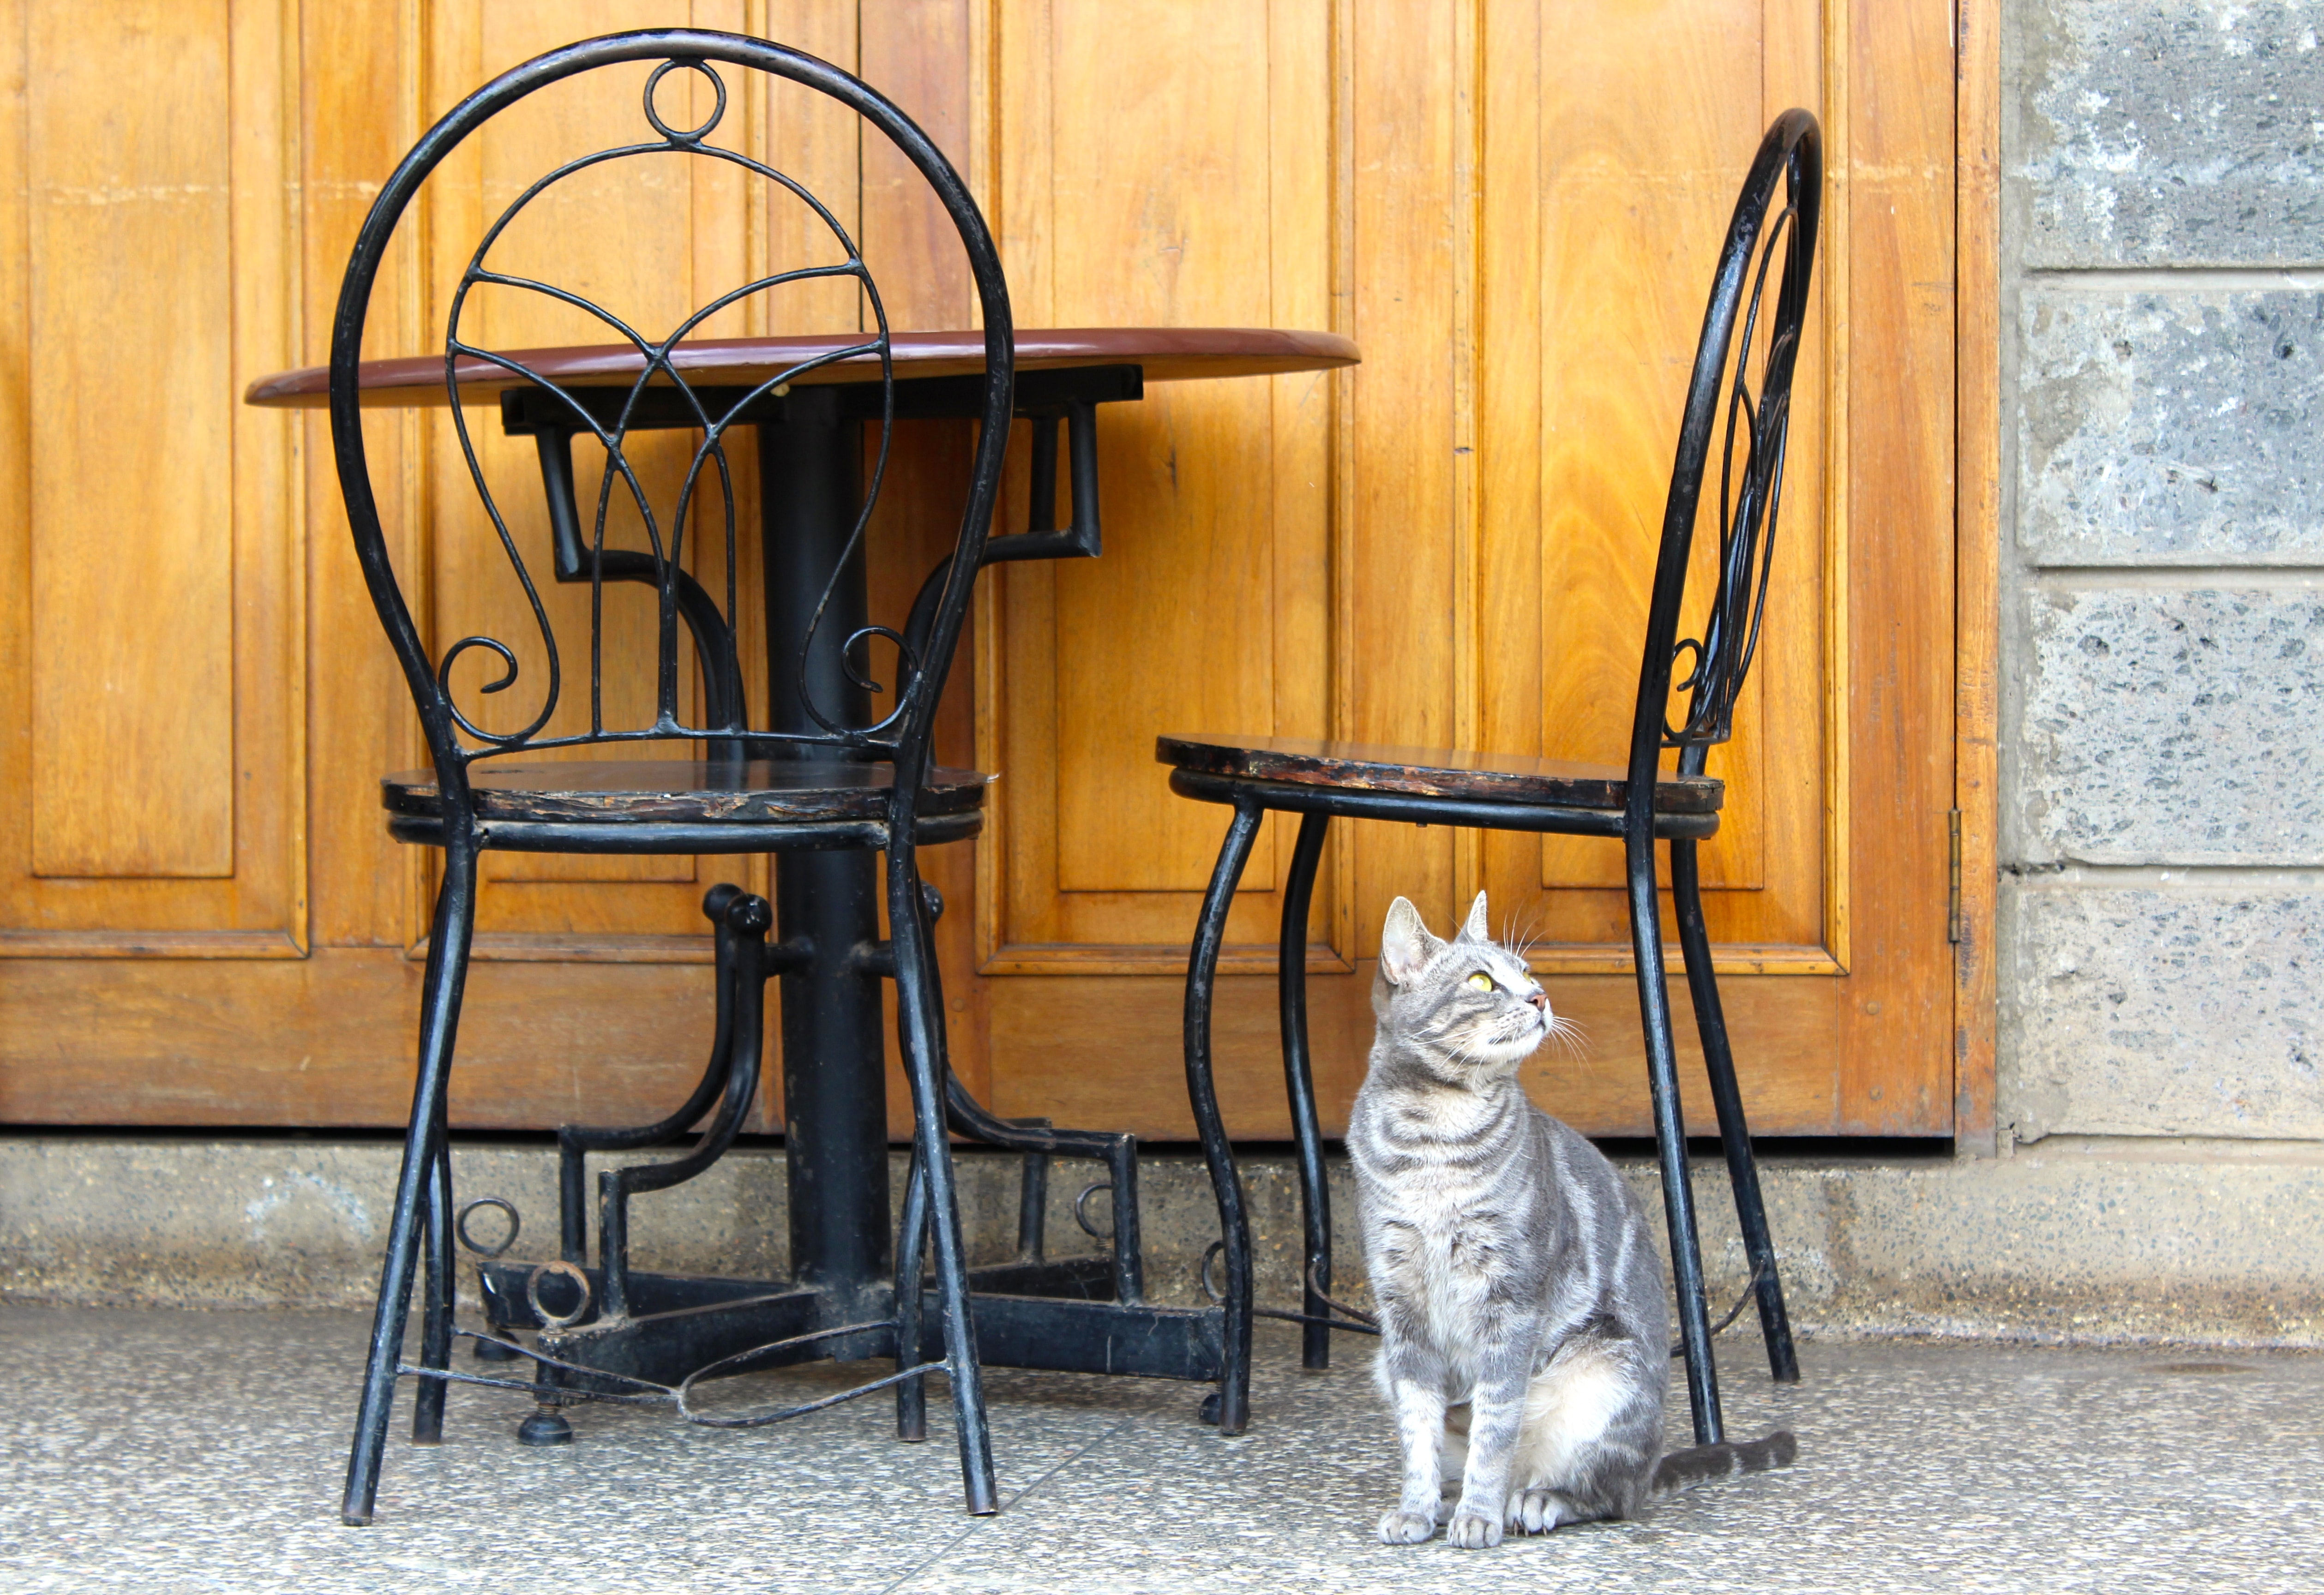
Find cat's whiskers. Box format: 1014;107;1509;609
1538;1013;1589;1064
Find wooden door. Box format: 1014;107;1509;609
0;0;1960;1144
969;0;1958;1141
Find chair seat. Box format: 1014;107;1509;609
1154;734;1721;814
382;759;992;826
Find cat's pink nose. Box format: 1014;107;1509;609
1527;991;1549;1013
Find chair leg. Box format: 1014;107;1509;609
343;836;480;1525
1623;827;1724;1445
1278;812;1333;1371
409;1132;454;1445
889;839;997;1515
1671;838;1799;1384
1185;801;1263;1435
894;1150;929;1443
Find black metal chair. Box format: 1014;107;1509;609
1165;110;1821;1445
329;30;1048;1524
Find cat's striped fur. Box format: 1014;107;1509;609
1349;892;1795;1548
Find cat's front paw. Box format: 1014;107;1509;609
1376;1508;1438;1546
1445;1505;1504;1549
1505;1487;1565;1535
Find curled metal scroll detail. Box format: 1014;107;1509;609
431;57;907;760
1664;192;1804;752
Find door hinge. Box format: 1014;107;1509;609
1947;808;1964;944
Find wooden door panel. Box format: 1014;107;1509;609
1525;0;1777;904
1488;0;1825;959
979;0;1955;1139
29;1;234;880
995;967;1840;1143
982;0;1337;973
422;0;756;940
0;0;301;955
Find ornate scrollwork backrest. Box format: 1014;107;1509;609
1627;111;1821;799
329;30;1013;805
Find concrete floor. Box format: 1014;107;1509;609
0;1306;2317;1594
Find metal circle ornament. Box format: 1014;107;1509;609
453;1196;522;1259
643;58;727;144
525;1259;594;1331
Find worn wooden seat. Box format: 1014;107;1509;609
1156;734;1722;815
382;760;992;826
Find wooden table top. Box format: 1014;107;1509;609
244;326;1357;409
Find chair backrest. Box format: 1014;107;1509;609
329;30;1012;813
1626;110;1820;809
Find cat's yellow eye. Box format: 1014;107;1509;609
1466;972;1495;993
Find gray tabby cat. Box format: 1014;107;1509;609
1349;892;1795;1548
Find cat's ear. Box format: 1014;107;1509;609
1379;896;1442;985
1456;890;1490;944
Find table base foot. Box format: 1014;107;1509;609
472;1256;1226;1405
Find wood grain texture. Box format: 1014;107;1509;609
1953;0;2001;1154
0;0;303;951
1528;0;1768;904
0;947;736;1129
28;0;235;879
1154;734;1724;813
381;760;991;822
1829;0;1955;1135
301;0;428;955
1342;0;1460;946
244;327;1361;407
990;960;1840;1141
6;0;1965;1144
980;0;1956;1139
981;0;1338;973
1467;0;1904;1003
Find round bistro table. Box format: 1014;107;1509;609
246;326;1358;1409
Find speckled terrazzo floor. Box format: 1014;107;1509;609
0;1307;2318;1594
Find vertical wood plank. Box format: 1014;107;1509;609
0;1;31;921
980;0;1333;967
305;0;428;950
29;0;235;878
762;0;861;334
861;0;974;331
1267;0;1338;953
1834;0;1954;1133
1345;0;1459;946
229;0;305;940
1530;0;1761;898
0;0;302;954
1954;0;2001;1153
1045;0;1276;895
860;0;991;1117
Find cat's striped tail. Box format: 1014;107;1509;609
1649;1430;1798;1497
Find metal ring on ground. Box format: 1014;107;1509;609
1073;1181;1115;1242
454;1196;521;1259
525;1260;593;1331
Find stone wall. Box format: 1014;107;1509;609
2002;0;2324;1144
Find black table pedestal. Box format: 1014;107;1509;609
759;389;891;1312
